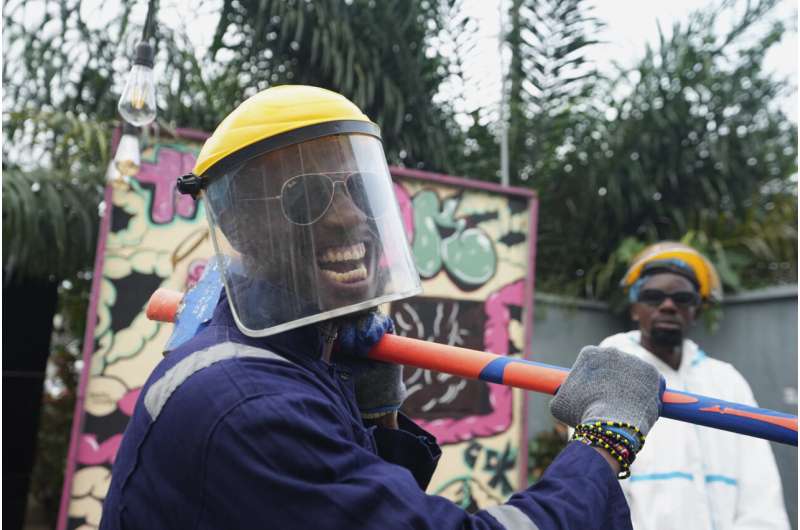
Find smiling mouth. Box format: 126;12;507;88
317;242;369;284
653;320;681;329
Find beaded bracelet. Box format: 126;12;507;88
604;425;641;451
573;426;640;466
580;430;633;460
582;431;633;462
572;420;645;479
577;430;633;463
575;420;646;452
572;431;634;479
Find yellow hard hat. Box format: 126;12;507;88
621;242;723;302
185;85;378;183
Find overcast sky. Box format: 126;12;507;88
115;0;799;122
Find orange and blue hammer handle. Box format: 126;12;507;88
146;287;797;447
370;334;798;447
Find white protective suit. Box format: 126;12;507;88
600;331;790;530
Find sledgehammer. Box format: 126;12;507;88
146;287;798;446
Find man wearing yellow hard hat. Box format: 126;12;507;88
601;242;789;530
99;86;665;529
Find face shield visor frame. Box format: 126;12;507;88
200;124;421;338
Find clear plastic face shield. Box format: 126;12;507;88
202;133;422;337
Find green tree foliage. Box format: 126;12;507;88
207;0;468;171
435;0;605;184
531;0;797;300
448;110;502;181
505;0;604;183
2;111;109;280
4;0;169;279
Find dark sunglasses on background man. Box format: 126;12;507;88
637;289;701;308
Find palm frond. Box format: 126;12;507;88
3;167;103;281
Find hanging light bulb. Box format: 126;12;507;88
107;123;141;189
118;41;157;126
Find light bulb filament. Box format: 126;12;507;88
131;87;145;110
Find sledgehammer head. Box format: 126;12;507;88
145;258;225;354
146;288;183;323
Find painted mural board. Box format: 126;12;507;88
57;132;538;529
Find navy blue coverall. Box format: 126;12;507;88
100;297;633;529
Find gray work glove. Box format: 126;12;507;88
550;346;664;439
335;311;407;419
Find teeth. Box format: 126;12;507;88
319;242;366;264
320;265;368;283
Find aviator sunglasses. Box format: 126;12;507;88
243;171;391;226
637;288;701;308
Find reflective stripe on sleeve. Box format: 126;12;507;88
144;342;292;420
485;505;540;530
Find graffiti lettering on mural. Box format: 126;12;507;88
68;466;112;527
462;440;518;496
464;441;483;468
62;137;210;530
433;475;506;513
396;298;492;419
95;159;208;376
484;442;517;495
69;495;104;527
434;438;518;510
84;376;128;417
393;280;525;445
91;254;165;374
108;182;150;248
185;258;208;289
137;144;200;224
410;189;497;290
448;192;530;277
170;227;210;271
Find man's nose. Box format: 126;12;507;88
658;296;678;312
320;182;366;227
